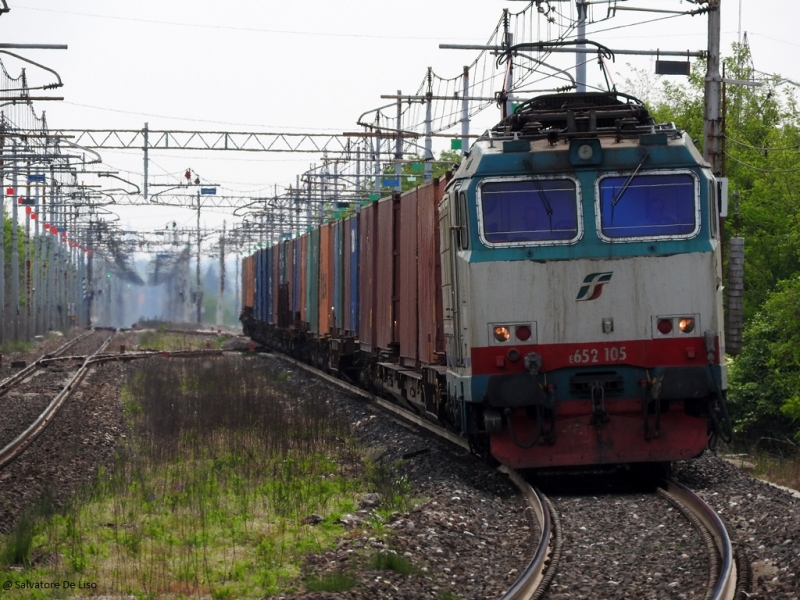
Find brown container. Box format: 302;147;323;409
418;177;447;363
299;234;308;325
318;223;334;335
358;202;378;351
241;255;255;309
375;194;399;351
398;187;419;365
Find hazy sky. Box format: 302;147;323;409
2;0;796;239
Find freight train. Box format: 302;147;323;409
241;91;733;469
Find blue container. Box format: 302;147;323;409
292;239;299;318
348;216;360;334
264;247;271;325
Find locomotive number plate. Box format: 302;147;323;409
568;346;628;365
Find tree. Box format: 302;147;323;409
381;150;461;193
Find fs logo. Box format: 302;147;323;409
576;272;613;302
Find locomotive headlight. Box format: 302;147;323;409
679;317;695;333
493;326;511;342
577;144;594;160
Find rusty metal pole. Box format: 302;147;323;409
10;141;19;341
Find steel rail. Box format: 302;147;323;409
663;478;736;600
268;350;553;600
47;329;96;358
0;329;96;396
0;334;114;470
0;346;225;471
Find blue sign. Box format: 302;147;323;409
200;187;217;195
382;178;399;187
28;174;45;182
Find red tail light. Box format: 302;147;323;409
516;325;531;341
657;318;673;335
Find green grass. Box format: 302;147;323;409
0;355;397;599
746;451;800;490
305;571;357;592
370;551;415;575
723;439;800;491
0;339;32;353
136;330;229;352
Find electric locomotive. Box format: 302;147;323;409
442;92;730;468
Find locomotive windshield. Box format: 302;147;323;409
597;173;698;240
479;178;579;245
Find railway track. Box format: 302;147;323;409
0;330;225;472
267;349;748;600
538;472;743;600
0;330;115;469
659;479;740;600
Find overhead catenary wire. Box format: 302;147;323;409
723;151;800;174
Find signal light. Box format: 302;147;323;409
493;326;510;342
515;325;531;341
657;318;673;335
679;318;695;333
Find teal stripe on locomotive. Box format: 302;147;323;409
457;137;715;262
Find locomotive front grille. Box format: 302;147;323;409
569;371;625;397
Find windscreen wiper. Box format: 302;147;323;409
611;151;650;208
532;178;554;230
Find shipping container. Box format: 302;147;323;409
285;239;295;320
254;249;265;322
332;219;345;333
358;203;378;351
306;227;320;334
272;244;280;324
375;194;398;350
241;255;254;310
278;240;291;327
291;238;299;323
345;215;360;335
399;187;419;364
418;178;446;363
299;234;308;326
318;223;333;335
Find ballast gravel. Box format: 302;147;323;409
544;491;709;599
673;451;800;600
269;355;538;600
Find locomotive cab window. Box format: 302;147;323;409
477;177;581;246
456;191;470;249
596;172;699;241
